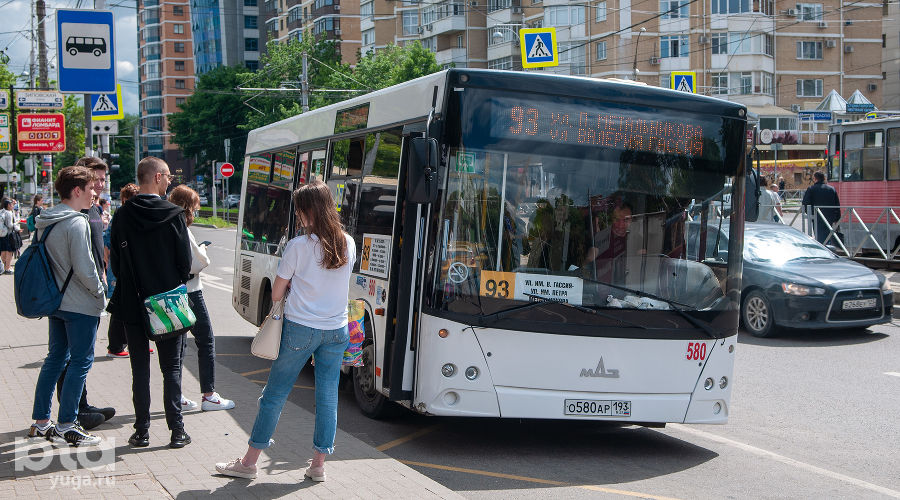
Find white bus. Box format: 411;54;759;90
233;69;748;424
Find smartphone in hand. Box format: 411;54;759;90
200;241;212;247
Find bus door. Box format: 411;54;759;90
382;125;432;402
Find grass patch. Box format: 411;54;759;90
194;216;236;228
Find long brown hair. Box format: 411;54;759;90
293;181;348;269
168;184;200;226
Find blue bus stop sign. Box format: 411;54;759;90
56;9;116;94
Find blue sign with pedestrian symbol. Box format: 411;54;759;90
90;84;124;120
56;9;116;94
520;28;558;69
670;72;696;94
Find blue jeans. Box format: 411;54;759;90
248;320;349;454
32;310;100;424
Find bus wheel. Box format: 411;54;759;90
93;49;102;56
742;289;777;338
353;343;398;419
68;48;77;56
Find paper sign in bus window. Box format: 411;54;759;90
360;233;391;278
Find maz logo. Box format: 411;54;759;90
579;358;620;378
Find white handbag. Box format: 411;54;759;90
251;299;284;360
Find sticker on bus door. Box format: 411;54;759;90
360;233;391;279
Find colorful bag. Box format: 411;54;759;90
142;284;197;341
343;300;365;367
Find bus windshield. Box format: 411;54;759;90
430;87;745;332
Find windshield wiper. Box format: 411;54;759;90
481;293;649;329
579;276;720;339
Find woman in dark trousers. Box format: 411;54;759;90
167;185;234;412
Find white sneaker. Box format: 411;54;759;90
201;392;235;411
180;397;199;411
215;457;258;479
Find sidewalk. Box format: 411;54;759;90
0;276;461;499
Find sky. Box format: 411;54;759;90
1;0;140;114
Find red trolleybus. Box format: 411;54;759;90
826;117;900;252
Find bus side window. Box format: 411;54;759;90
357;128;403;242
328;138;365;269
888;128;900;180
240;150;294;256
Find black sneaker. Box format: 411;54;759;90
82;405;116;422
169;429;191;449
27;422;53;438
46;424;101;447
77;412;105;430
128;430;150;447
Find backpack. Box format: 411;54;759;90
14;222;74;319
26;214;36;233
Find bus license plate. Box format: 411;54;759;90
842;298;877;310
564;399;631;417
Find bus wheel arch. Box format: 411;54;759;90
352;311;401;419
257;279;272;327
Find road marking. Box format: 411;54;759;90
375;426;440;452
203;280;233;293
669;424;900;499
203;274;223;281
399;460;680;500
239;368;271;377
249;379;314;390
219;266;234;274
885;372;900;378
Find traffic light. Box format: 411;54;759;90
100;152;119;165
39;169;49;185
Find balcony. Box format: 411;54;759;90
429;14;466;35
487;41;517;62
435;47;466;66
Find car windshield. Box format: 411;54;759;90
745;227;836;264
427;86;747;335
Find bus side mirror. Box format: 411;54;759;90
408;137;439;204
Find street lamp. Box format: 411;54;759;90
491;24;523;46
632;27;646;80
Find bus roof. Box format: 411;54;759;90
245;69;747;155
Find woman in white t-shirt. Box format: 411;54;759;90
216;181;355;482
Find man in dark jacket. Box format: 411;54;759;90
109;156;193;449
801;171;842;244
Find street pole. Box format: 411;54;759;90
133;123;139;184
36;0;47;88
632;27;646;81
301;52;309;113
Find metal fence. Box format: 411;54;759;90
787;205;900;265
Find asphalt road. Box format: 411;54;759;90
193;225;900;500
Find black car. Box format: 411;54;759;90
689;222;892;337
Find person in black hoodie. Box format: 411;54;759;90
108;156;193;449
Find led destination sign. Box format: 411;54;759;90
489;97;710;159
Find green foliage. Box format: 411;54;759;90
54;95;87;174
108;113;138;192
168;65;251;182
351;42;441;91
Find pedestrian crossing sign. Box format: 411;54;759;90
520;27;558;68
90;83;123;120
671;72;696;94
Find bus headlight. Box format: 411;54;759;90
441;363;456;377
704;377;714;390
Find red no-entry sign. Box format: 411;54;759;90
220;162;235;178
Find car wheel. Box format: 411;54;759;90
742;289;777;337
68;48;77;56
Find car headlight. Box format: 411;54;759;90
781;283;826;296
881;276;891;292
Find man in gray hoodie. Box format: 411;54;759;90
27;166;106;447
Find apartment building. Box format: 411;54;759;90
884;0;900;110
138;0;195;182
192;0;261;73
259;0;360;65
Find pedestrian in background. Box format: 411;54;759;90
758;178;783;223
778;176;786;198
0;199;19;274
98;198;111;230
109;157;193;449
167;185;235;412
28;166;106;446
28;194;44;241
802;171;841;244
105;183;139;358
216;181;355;481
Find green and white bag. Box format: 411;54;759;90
143;284;196;341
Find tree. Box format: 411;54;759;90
168;65;251;182
54;95;87;174
349;42;441;91
108;113;138;192
240;34;349;130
